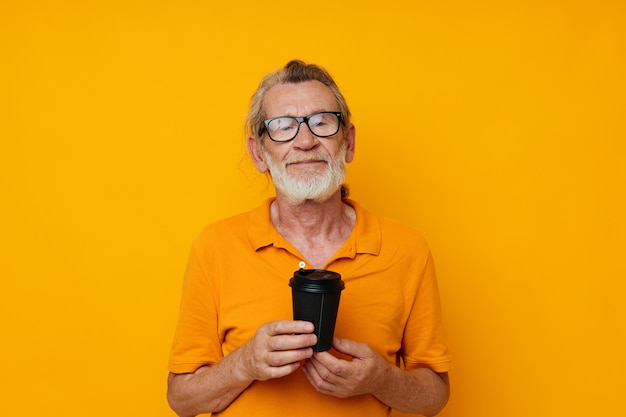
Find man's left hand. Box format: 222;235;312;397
302;337;390;398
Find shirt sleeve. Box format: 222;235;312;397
168;237;223;374
401;251;452;373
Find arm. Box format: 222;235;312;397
303;338;450;417
167;320;317;417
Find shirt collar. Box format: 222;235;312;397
247;198;276;250
247;198;381;257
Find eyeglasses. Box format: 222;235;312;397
263;112;342;142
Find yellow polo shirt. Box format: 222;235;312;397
169;198;451;416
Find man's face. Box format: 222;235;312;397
249;80;355;205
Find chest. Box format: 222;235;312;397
215;249;412;360
284;234;346;269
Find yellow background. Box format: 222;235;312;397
1;1;624;416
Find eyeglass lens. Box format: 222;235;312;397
266;112;340;142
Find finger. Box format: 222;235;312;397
266;348;314;368
265;320;315;336
331;337;369;358
303;357;337;391
267;332;317;351
260;359;303;380
310;352;347;382
308;350;342;371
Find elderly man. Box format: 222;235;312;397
167;60;451;417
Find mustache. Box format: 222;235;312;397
283;152;331;166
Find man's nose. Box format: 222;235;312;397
292;121;318;149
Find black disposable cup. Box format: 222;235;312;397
289;269;345;352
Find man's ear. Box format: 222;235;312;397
248;136;269;173
344;124;356;163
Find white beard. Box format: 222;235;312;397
262;141;347;205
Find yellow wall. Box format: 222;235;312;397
1;1;624;416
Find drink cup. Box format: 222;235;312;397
289;269;345;352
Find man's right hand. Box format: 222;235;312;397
168;320;317;416
237;320;318;382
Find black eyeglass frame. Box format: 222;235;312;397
262;111;343;142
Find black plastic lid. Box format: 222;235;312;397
289;269;345;293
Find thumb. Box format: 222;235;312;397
332;337;369;359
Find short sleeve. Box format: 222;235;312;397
401;251;452;373
168;240;223;374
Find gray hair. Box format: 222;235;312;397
245;60;352;144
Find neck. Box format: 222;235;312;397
270;190;355;248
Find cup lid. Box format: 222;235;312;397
289;269;345;293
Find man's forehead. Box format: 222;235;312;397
263;80;336;115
